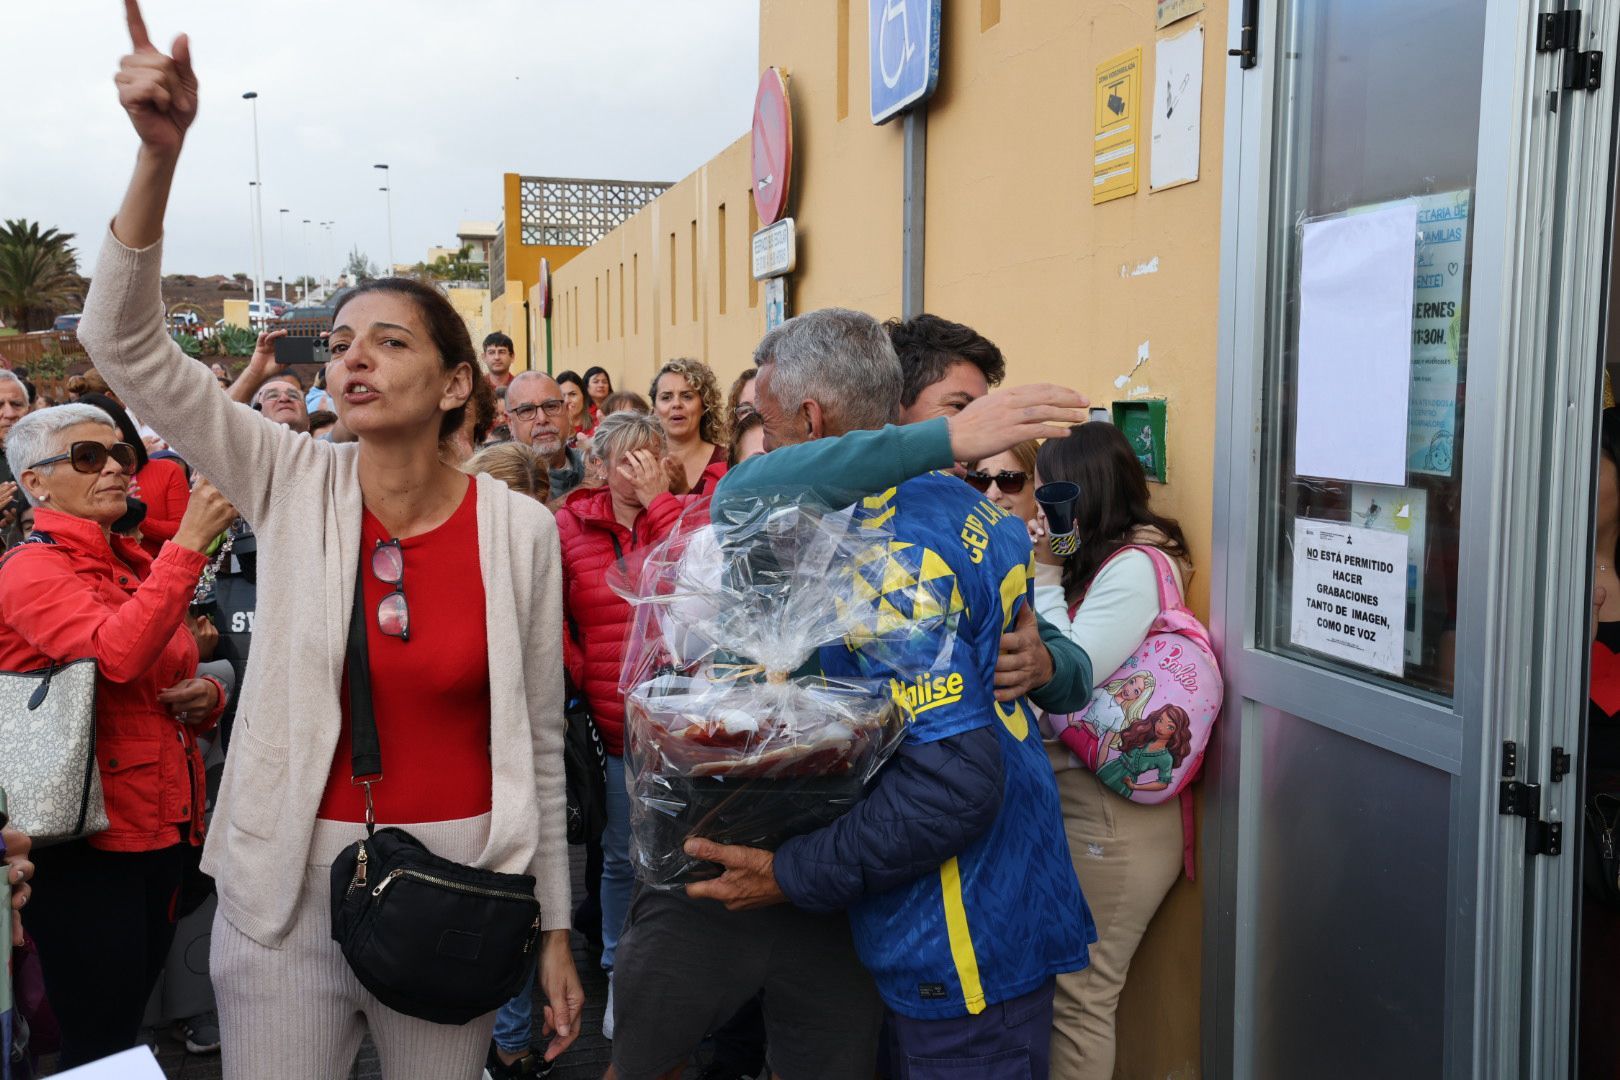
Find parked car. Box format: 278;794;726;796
53;313;82;332
167;309;201;328
247;301;284;321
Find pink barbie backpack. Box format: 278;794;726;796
1045;545;1223;808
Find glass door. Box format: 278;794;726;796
1206;0;1608;1075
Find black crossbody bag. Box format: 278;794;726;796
328;558;542;1026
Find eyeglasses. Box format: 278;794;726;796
508;399;566;422
963;469;1028;495
258;388;303;404
371;539;410;642
28;441;138;474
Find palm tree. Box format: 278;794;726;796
0;219;81;331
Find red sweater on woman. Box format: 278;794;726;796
132;456;190;559
318;481;493;823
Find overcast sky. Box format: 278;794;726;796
0;0;759;279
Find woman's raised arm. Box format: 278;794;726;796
81;0;326;527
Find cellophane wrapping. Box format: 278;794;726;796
611;497;957;887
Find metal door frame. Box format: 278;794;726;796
1202;0;1607;1075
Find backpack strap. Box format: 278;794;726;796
0;530;59;572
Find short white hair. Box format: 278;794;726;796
0;369;27;402
6;404;118;506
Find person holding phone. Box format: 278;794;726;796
75;8;583;1077
0;403;238;1067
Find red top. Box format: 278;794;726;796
317;480;493;823
0;508;221;852
690;444;729;497
132;456;191;559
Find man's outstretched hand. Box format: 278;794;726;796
946;384;1089;466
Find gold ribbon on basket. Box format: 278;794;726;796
711;662;791;685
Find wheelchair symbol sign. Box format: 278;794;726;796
870;0;942;124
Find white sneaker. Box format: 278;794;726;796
602;973;615;1041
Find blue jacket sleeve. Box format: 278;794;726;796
771;725;1004;913
714;418;955;514
1027;615;1095;714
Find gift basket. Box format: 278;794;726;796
611;497;960;887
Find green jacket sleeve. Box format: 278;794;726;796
1028;614;1095;715
713;418;955;513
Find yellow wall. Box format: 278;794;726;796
221;298;249;328
500;173;587;298
552;3;1228;1075
547;136;763;392
487;284;531;373
445;286;490;352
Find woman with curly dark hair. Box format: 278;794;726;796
649;357;726;495
1092;705;1192;797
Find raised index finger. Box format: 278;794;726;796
125;0;156;52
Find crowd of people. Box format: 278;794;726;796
0;8;1213;1080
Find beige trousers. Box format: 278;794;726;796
1049;757;1182;1080
211;816;500;1080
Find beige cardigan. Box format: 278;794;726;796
79;231;570;948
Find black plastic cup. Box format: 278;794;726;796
1036;481;1081;558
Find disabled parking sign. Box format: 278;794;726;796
870;0;942;124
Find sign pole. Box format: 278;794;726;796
902;106;927;319
545;315;554;375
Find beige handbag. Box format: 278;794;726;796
0;658;107;844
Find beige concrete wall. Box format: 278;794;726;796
445;286;490;352
553;3;1228;1075
549;136;763;394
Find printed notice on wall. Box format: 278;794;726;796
1350;484;1428;666
1093;47;1142;204
1293;201;1419;486
1406;189;1469;476
1151;25;1204;191
1156;0;1205;29
1290;518;1409;677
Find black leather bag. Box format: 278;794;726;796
1585;789;1620;908
328;557;541;1025
563;681;608;847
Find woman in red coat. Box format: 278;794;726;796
0;403;237;1067
78;391;190;558
553;409;697;1035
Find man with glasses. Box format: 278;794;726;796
506;370;585;499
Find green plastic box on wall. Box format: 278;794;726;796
1111;399;1168;483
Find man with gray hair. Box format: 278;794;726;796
506;370;585;498
610;309;1096;1080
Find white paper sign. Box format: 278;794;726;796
1350;484;1428;665
1150;25;1204;190
57;1046;166;1079
1293;202;1418;486
1290;518;1409;677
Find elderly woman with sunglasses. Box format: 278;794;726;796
0;404;238;1067
71;10;583;1079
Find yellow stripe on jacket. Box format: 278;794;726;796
940;855;987;1014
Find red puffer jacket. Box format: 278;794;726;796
554;488;696;756
0;508;224;852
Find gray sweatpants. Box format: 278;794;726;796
210;816;498;1080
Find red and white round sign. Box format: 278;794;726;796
751;67;793;226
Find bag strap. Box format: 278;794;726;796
608;529;628;570
1131;545;1188;613
347;548;382;833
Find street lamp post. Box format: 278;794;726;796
302;218;313;302
242;91;266;310
321;222;335;288
374;163;395;275
278;209;290;302
247;182;262;320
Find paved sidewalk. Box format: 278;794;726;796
35;847;740;1079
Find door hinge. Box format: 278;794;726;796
1552;746;1571;782
1538;10;1603;91
1500;780;1564;856
1503;739;1519;778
